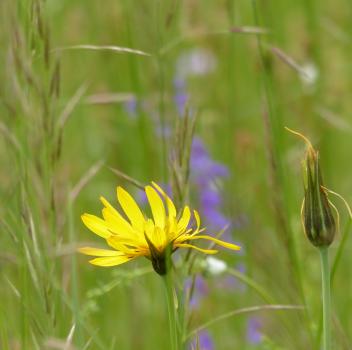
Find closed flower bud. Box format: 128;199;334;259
302;145;336;247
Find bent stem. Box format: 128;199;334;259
162;271;179;350
319;247;331;350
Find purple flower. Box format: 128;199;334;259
174;91;188;116
189;330;215;350
208;162;229;178
247;317;262;344
190;138;211;173
200;188;222;208
190;138;229;183
173;78;189;116
191;137;209;158
189;137;231;232
202;207;230;231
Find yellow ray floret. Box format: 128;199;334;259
79;182;241;274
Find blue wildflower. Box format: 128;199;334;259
189;330;215;350
247;317;263;344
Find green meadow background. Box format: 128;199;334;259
1;0;352;349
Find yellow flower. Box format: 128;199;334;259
79;182;240;275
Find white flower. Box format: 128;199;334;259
300;62;319;89
176;49;217;80
205;256;227;275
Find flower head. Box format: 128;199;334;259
286;127;336;247
302;144;336;247
79;182;240;275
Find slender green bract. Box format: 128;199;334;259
319;247;331;350
162;271;179;350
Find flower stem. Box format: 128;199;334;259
162;272;179;350
319;247;331;350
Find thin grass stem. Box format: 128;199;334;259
316;218;351;349
319;247;331;350
67;196;83;347
227;268;274;305
162;272;179;350
155;0;167;183
185;304;304;341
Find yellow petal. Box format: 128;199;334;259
100;196;119;215
78;247;123;256
144;218;154;239
167;216;178;240
100;196;145;246
89;255;133;267
106;235;136;251
177;206;191;232
175;243;218;254
193;210;201;231
117;187;145;231
143;219;165;251
153;226;167;250
81;214;110;238
152;182;176;218
145;185;165;228
100;196;136;234
102;212;145;247
101;203;140;241
188;235;241;251
102;208;132;236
